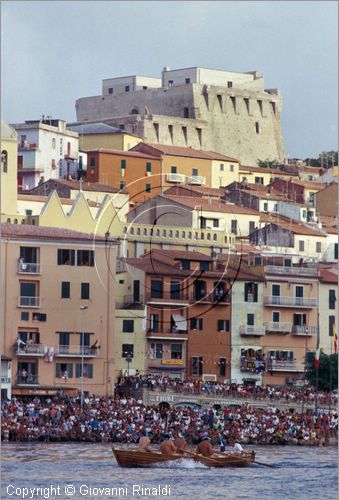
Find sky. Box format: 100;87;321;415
1;1;338;159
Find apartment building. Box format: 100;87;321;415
67;122;142;152
0;223;117;397
10;118;80;190
319;266;338;354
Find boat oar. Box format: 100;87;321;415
253;460;277;468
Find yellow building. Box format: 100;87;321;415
0;223;118;396
67;122;142;152
1;120;18;218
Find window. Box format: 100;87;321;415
329;290;336;310
227;81;233;88
146;162;152;172
76;363;93;378
121;159;126;170
89;157;96;168
192;356;203;375
316;241;322;253
254;257;262;265
272;284;280;297
120;181;126;190
272;311;280;323
247;313;255;326
168;80;173;87
145;184;151;193
151;280;163;298
190;318;203;330
329;315;335;336
171;344;182;360
58;249;75;265
185;78;190;84
299;240;305;252
335;243;338;260
21;312;29;321
255;122;260;134
244;282;258;302
293;313;306;326
61;281;70;299
170;281;181;300
81;283;90;300
171;166;177;174
123;320;134;332
258;100;263;115
32;313;46;322
218;319;229;331
219;358;226;377
125;85;130;92
213;219;219;228
1;150;8;173
122;344;134;357
150;343;163;359
20;282;38;306
200;261;210;271
255;176;264;184
231;220;237;234
230;164;234;172
192;168;198;176
56;363;73;379
295;286;304;298
108;88;113;94
200;217;206;229
249;221;255;234
77;250;94;266
220;163;224;171
59;332;70;353
181;260;190;270
52;138;56;149
150;314;159;332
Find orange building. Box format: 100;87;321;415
85;149;161;203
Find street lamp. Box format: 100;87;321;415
80;305;88;408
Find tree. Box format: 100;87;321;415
257;159;279;169
303;151;338;169
305;352;338;390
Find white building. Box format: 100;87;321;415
1;356;12;399
11;118;80;190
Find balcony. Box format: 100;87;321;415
18;296;40;308
16;375;39;385
146;291;189;305
264;265;318;277
18;143;38;151
166;173;185;183
267;360;304;372
16;344;45;356
292;325;318;336
239;325;266;336
265;322;292;333
191;291;230;305
18;262;41;274
54;345;100;357
116;295;144;309
64;151;78;160
264;296;318;308
147;329;188;340
188;175;205;185
240;358;266;373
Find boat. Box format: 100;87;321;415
112;446;255;468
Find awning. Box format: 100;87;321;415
172;314;187;331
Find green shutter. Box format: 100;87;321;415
121;159;126;169
146;162;151;172
76;363;81;378
67;364;73;378
56;364;61;378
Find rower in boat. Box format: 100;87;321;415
173;432;188;454
138;431;153;452
159;433;177;455
196;435;215;457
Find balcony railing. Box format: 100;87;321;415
191;291;230;304
292;325;318;336
264;296;318;308
18;143;38;151
264;265;318;277
146;291;189;303
147;328;188;336
265;322;292;333
188;175;205;185
16;344;45;355
55;345;100;357
166;173;185;183
267;360;304;372
18;262;41;274
18;296;40;308
116;295;144;309
239;325;266;336
16;375;39;385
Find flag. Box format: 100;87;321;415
314;348;320;369
334;324;338;354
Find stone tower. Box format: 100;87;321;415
75;66;285;166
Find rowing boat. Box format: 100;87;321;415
112;446;255;468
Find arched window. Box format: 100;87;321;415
169;230;173;238
130;227;134;235
182;231;186;238
213;234;217;241
137;227;141;235
162;229;166;237
6;218;10;223
143;228;147;236
14;218;18;224
1;150;8;173
131;108;139;115
156;229;160;237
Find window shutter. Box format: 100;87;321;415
56;364;61;378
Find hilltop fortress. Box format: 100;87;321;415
75;66;286;166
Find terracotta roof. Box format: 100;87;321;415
164;195;260;215
164;185;224;198
85;148;159;160
240;165;297;176
28;179;124;194
288;179;327;190
0;223;111;243
319;267;338;284
145;249;213;261
134;143;239;162
229;184;288;202
259;216;326;236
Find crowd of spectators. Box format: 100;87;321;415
1;391;337;446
